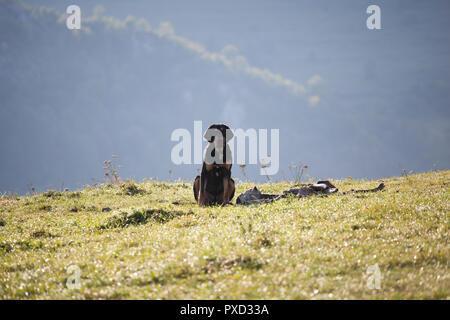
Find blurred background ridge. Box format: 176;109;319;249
0;0;449;194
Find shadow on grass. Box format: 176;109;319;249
99;208;192;229
202;256;264;274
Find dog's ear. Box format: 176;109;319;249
224;128;234;141
204;125;220;142
203;125;214;142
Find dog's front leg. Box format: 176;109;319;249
222;176;230;205
198;174;208;206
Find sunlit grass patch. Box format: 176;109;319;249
0;170;448;299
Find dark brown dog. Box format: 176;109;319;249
193;124;235;206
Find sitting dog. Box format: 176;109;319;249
193;124;235;206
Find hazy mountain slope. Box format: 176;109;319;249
0;1;449;194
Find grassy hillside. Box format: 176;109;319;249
0;171;448;299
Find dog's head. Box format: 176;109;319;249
204;124;233;152
203;124;233;165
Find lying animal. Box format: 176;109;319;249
193;124;235;206
235;187;281;205
236;181;385;205
282;180;339;197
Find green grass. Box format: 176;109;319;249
0;171;448;299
